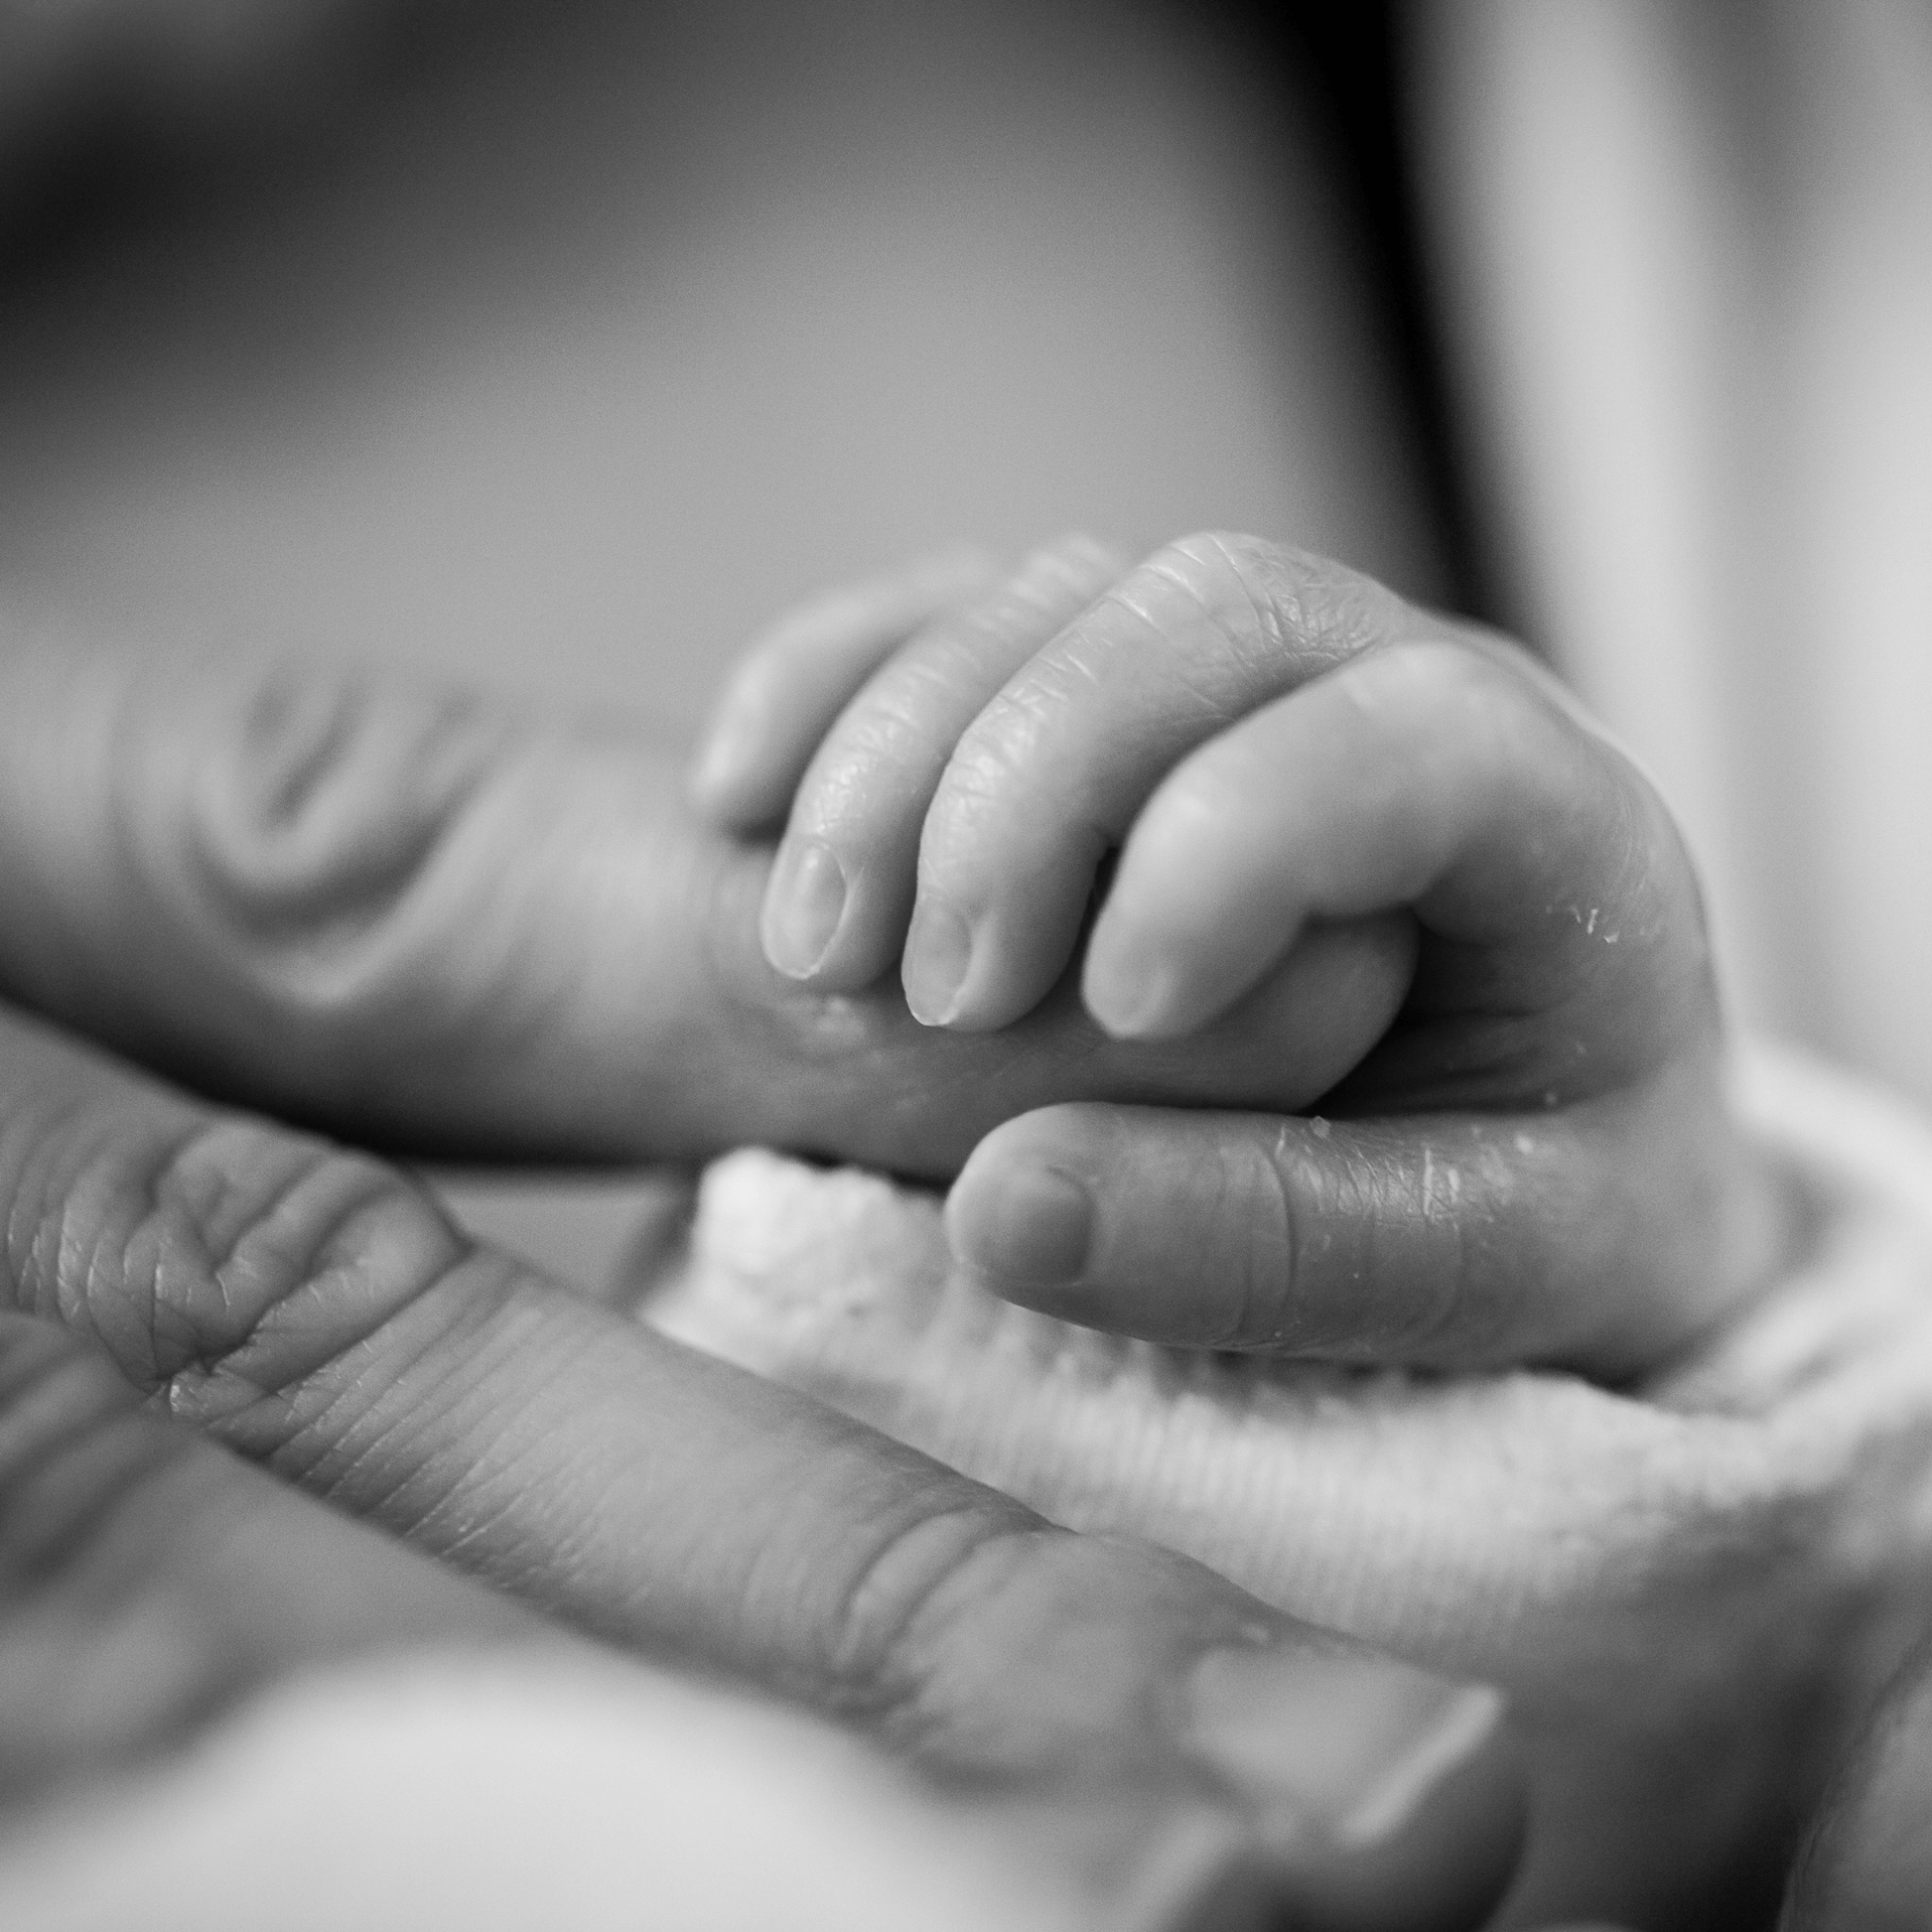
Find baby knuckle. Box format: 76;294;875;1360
1109;533;1280;677
1108;533;1415;697
1165;529;1275;595
1219;536;1411;668
1170;531;1287;646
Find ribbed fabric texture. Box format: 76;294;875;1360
647;1045;1932;1919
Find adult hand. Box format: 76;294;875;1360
0;1043;1521;1930
0;595;1404;1170
694;534;1790;1378
0;609;1522;1927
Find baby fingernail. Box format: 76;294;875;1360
1084;944;1178;1040
1184;1643;1509;1849
901;897;974;1026
951;1163;1092;1289
760;837;848;978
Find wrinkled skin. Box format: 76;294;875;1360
0;620;1525;1929
696;533;1789;1378
0;8;1903;1920
0;640;1400;1167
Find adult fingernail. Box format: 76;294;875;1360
901;897;974;1026
1183;1641;1508;1850
760;837;848;978
950;1163;1092;1289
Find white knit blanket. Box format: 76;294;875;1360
643;1046;1932;1925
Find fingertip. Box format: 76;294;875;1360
948;1157;1095;1294
946;1110;1111;1310
1081;938;1191;1042
899;862;1101;1034
901;897;975;1028
759;835;850;980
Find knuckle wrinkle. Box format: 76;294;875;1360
16;1104;469;1431
151;664;513;1014
825;1497;1037;1727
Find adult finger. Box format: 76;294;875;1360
0;1311;540;1801
0;1310;1508;1932
0;1316;1491;1932
691;546;999;831
759;535;1130;984
0;1002;1524;1922
0;621;1405;1170
946;1061;1771;1375
900;532;1431;1029
1083;639;1689;1047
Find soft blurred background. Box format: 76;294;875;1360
0;0;1451;731
3;0;1931;1134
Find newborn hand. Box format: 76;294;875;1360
0;584;1407;1175
695;533;1784;1376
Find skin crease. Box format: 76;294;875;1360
0;1012;1527;1929
702;531;1788;1377
0;618;1475;1927
0;615;1524;1932
0;11;1908;1925
0;570;1873;1928
0;635;1415;1172
0;16;1498;1925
